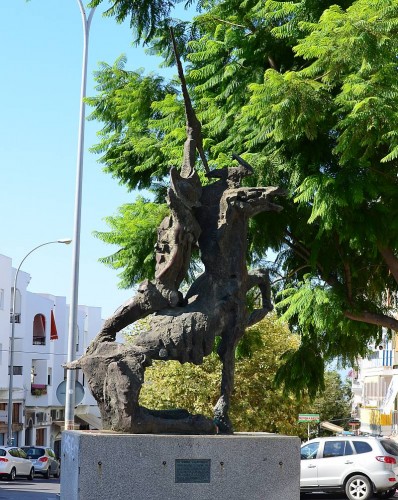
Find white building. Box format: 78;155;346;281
0;253;102;454
351;332;398;436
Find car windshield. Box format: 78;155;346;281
26;448;45;458
0;449;6;457
381;440;398;456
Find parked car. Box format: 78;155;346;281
0;446;35;481
24;446;60;479
300;436;398;500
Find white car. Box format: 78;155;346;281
301;436;398;500
0;446;35;481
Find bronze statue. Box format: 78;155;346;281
66;30;284;434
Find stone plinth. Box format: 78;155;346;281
60;431;300;500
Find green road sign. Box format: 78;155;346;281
298;413;320;423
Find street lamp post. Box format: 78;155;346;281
64;1;96;431
7;238;72;446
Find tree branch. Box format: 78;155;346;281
283;231;327;279
343;260;353;304
344;310;398;331
282;237;310;264
271;264;312;285
378;246;398;285
285;229;311;258
209;16;247;30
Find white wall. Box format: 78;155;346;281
0;252;104;446
0;255;12;392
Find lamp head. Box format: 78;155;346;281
58;238;72;244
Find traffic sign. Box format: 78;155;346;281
56;380;85;406
298;413;320;423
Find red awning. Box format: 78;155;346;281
50;310;58;340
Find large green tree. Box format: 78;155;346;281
236;0;398;392
87;0;398;394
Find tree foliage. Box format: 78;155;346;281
88;0;183;43
86;56;181;192
245;0;398;374
139;314;352;436
93;196;168;287
314;371;353;433
88;0;398;394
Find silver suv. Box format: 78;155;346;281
300;436;398;499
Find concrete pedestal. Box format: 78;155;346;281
60;430;300;500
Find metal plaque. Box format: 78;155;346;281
175;459;211;483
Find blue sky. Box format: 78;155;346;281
1;1;186;318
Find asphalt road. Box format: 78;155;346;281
0;476;60;500
0;480;396;500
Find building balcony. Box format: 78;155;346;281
362;350;395;370
31;384;47;396
0;422;23;434
32;337;46;346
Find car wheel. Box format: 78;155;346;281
54;468;60;479
8;468;16;481
26;468;34;481
345;475;372;500
44;468;50;479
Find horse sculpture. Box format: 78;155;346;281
66;30;284;434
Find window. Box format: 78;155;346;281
353;441;372;454
381;440;398;456
323;441;353;458
0;289;4;310
301;442;319;460
48;367;52;386
8;366;22;375
33;314;46;345
28;448;44;458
